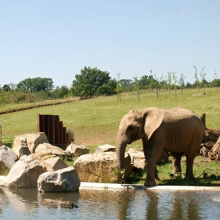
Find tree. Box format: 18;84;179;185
116;73;122;101
193;66;200;92
119;79;133;92
153;74;162;98
96;79;117;96
212;69;219;91
199;66;206;94
134;76;140;101
17;77;53;92
72;66;114;97
53;86;70;99
179;73;185;95
167;72;172;95
3;84;10;92
172;72;178;95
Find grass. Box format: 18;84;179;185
0;88;219;185
0;88;219;148
126;156;220;186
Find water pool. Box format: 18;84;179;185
0;187;219;219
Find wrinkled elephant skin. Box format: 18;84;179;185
116;107;205;186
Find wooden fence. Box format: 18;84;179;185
37;114;71;146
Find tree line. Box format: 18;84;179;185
0;66;219;104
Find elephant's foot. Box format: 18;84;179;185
185;173;195;179
144;179;156;186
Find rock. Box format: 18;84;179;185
65;144;89;157
0;176;6;185
37;167;80;193
205;128;220;143
0;145;18;174
42;157;68;172
0;145;18;168
74;152;133;183
33;143;65;161
200;146;209;157
41;199;78;208
95;144;116;154
127;149;146;171
13;132;48;157
19;143;31;157
209;136;220;161
1;155;46;188
205;141;215;149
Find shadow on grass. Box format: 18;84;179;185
125;168;220;186
158;178;220;186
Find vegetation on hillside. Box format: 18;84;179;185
0;87;220;147
1;66;220;105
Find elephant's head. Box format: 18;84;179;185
116;108;164;170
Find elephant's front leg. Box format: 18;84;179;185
144;144;163;186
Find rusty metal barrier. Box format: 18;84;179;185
37;114;71;146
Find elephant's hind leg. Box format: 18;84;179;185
170;152;184;174
185;156;195;179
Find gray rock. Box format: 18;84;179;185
65;144;89;157
13;132;49;157
42;157;68;172
74;152;133;183
33;143;65;161
95;144;116;154
37;167;80;193
127;149;146;171
0;145;18;174
1;155;46;188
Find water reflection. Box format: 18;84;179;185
0;186;219;220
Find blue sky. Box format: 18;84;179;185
1;0;220;88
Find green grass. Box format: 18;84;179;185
0;88;219;148
126;156;220;186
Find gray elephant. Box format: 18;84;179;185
116;107;205;186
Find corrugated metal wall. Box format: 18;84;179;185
37;114;71;146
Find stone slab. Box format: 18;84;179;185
79;182;220;191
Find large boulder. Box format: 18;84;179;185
65;143;89;157
209;136;220;161
1;155;46;188
95;144;116;154
37;167;80;193
0;145;18;174
127;148;146;171
12;132;48;157
32;143;65;161
42;157;68;172
74;152;133;183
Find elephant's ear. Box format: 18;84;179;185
143;108;165;139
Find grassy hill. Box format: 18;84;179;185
0;88;219;149
0;88;219;185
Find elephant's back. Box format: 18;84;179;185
166;107;195;120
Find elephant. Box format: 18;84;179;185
116;107;205;186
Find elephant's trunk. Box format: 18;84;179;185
116;136;127;170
